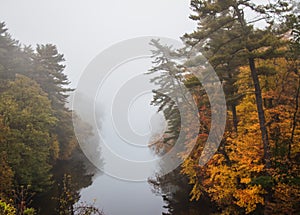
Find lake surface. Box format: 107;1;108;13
79;173;165;215
79;103;167;215
77;58;167;215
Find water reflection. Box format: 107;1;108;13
80;173;164;215
149;167;215;215
32;149;97;214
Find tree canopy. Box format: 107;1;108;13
148;1;300;214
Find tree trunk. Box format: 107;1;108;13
231;104;238;133
249;58;270;169
289;77;300;159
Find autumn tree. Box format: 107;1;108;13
0;75;57;192
184;0;293;168
148;1;299;214
0;152;14;200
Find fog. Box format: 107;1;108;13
0;1;196;214
0;0;195;87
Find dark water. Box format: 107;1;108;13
32;152;214;215
79;167;214;215
32;151;96;215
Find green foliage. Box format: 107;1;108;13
0;200;16;215
30;43;76;160
23;208;36;215
147;39;183;151
33;44;72;107
0;21;91;213
0;153;14;199
0;75;56;192
251;176;274;189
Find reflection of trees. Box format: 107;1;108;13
32;149;96;214
149;167;215;215
56;174;105;215
32;115;103;215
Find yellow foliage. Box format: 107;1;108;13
50;136;60;161
240;178;251;184
0;200;16;215
233;185;265;214
179;57;300;214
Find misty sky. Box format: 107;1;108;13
0;0;195;88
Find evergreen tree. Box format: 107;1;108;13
30;44;76;159
148;39;183;151
32;44;72;108
184;0;292;168
0;22;24;85
148;1;299;214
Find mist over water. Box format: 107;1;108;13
78;58;166;215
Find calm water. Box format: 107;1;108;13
79;173;165;215
78;91;166;214
78;92;166;215
77;58;167;215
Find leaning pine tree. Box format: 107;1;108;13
180;0;297;213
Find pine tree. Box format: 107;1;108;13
30;44;76;159
32;44;72;107
148;39;182;151
148;1;298;214
0;22;24;86
184;0;292;171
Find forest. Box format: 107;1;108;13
148;0;300;214
0;22;103;214
0;0;300;215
